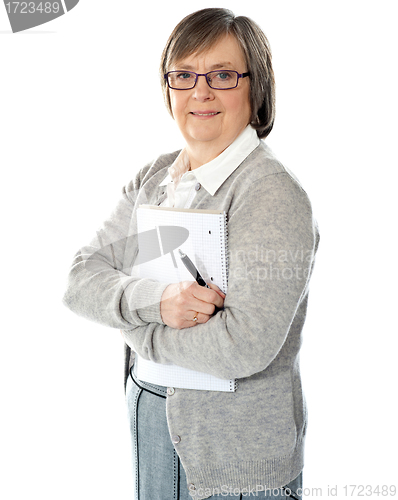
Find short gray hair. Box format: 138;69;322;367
160;8;275;139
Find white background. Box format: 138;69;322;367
1;1;397;499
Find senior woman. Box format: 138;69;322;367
63;7;319;500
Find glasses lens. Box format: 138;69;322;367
208;71;238;89
168;71;196;89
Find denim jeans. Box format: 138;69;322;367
126;367;303;500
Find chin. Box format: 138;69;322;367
186;127;222;144
191;134;221;143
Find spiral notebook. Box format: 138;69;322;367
134;204;235;392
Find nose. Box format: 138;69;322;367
192;75;214;101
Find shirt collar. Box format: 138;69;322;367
159;125;260;195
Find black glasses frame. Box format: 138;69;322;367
164;70;250;90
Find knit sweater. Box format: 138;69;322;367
63;140;320;499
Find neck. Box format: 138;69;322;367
183;126;249;170
185;142;228;171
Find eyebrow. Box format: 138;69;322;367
175;62;234;71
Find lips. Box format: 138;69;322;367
190;111;220;116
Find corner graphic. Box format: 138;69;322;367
3;0;79;32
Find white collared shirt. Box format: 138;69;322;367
159;125;260;209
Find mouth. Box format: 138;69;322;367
190;111;220;117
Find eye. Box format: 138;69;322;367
214;71;234;81
176;72;195;80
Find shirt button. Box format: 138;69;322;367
167;387;175;396
171;435;181;444
195;182;201;191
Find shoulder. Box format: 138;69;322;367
236;141;319;248
226;143;319;252
123;150;181;200
232;141;311;207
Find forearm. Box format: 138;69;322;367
123;255;312;379
62;168;168;329
63;253;168;328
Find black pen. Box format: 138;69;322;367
178;249;210;288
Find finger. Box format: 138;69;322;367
191;283;225;308
181;280;225;302
189;311;211;325
206;282;226;299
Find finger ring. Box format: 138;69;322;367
193;313;198;322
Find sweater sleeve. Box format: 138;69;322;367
122;172;319;379
62;165;169;329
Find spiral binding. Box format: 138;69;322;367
230;379;238;391
221;211;236;393
219;211;229;294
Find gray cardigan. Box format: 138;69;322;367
63;141;320;499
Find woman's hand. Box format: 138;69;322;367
160;281;225;329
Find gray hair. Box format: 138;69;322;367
160;8;275;139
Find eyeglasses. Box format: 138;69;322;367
164;70;250;90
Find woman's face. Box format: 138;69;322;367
169;35;252;160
